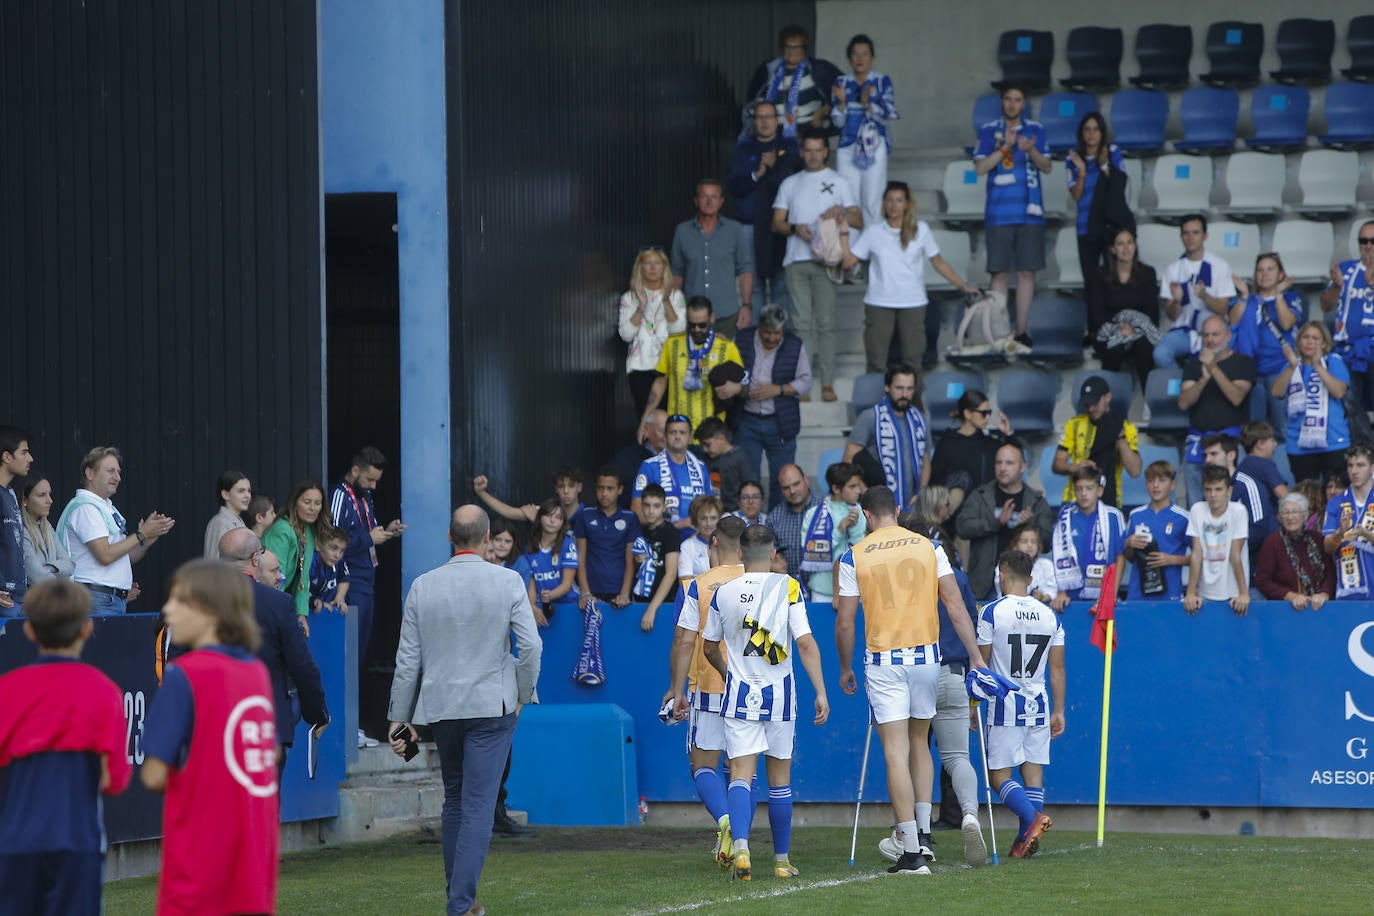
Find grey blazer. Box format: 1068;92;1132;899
388;554;542;725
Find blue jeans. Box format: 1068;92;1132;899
742;224;790;313
733;411;797;509
432;712;518;915
87;590;127;615
1153;329;1193;369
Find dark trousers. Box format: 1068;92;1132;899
433;712;518;916
0;851;104;916
1289;450;1347;483
733;411;797;510
354;590;375;699
627;370;658;420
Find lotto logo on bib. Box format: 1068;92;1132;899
223;695;279;798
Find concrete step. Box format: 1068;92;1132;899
348;741;442;777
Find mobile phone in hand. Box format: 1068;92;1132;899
391;724;419;762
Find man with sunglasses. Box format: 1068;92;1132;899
1321;220;1374;433
638;297;744;447
1051;375;1142;509
670;181;753;340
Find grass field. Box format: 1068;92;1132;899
104;825;1374;914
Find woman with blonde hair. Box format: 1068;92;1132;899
618;245;686;416
1272;319;1350;482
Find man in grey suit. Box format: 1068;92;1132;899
388;505;542;916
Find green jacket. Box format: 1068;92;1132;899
263;517;314;616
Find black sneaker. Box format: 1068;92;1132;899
919;833;935;863
1014;332;1033;350
492;808;536;837
886;851;931;875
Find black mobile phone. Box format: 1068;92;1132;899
391;724;419;761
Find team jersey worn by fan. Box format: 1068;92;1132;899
977;593;1064;727
705;572;812;722
526;533;580;602
836;525;952;665
675;564;745;712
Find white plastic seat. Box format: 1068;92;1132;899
1049;228;1085;291
940;161;985;228
1296;149;1358;219
1271;220;1335;285
927;229;972;292
1039;159;1070;223
1143;154;1214;222
1218;152;1284;221
1136;222;1182;275
1121;157;1144;214
1206;221;1261;283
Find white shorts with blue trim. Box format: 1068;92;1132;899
987;722;1051;770
687;701;726;753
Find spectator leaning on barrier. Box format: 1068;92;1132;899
1050;466;1126;612
1257;492;1334;610
263;481;327;625
0;426;35;616
1323;444;1374;601
671;179;753;339
1184;465;1250;616
956;440;1054;601
574;465;641;610
1123;461;1191;603
766;464;822;577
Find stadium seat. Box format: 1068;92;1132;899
1109;90;1169;156
1071;368;1135;418
1207;221;1261;282
1217;152;1285;222
998;368;1059;437
1049;229;1084;293
1143;368;1189;433
1271;220;1336;285
1342;16;1374;82
1041;92;1097;156
1062;26;1123;92
923;369;988;428
1200;21;1265;88
1040;159;1071;223
1318;82;1374;150
926;229;973;293
1270;18;1337;85
1136;223;1182;274
1296;149;1359;219
1025;295;1086;367
1037;444;1069;508
849;372;886;421
994;29;1054;92
1142;155;1213;224
1245;85;1311;152
1129;24;1193;91
1174;87;1239;154
939;161;985;229
816;447;844;486
1121;157;1144;213
1120;443;1182;509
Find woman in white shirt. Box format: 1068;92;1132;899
841;182;977;372
618;246;686;417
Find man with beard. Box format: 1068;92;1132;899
843;363;928;509
638;297;745;445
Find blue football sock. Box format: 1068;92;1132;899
997;779;1037;835
727;779;755;844
693;767;728;822
767;786;793;857
1025;786;1045;815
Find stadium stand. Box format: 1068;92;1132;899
1175;87;1240;154
849;372;886;422
923;369;987;424
1041;92;1097;156
1129;23;1192;91
1061;26;1122;93
1024;295;1086;367
1318;82;1374;149
1217;152;1285;222
1244;85;1310;152
1208;221;1262;281
1136;223;1182;274
1109;89;1169;155
939;161;985;229
997;369;1059;437
1040;159;1071;223
1121;157;1144;213
1200;21;1265;89
1271;220;1335;286
1295;149;1359;219
1142;154;1213;223
1048;229;1084;293
1143;369;1190;434
1342;15;1374;82
815;446;843;486
1270;18;1337;85
994;29;1054;92
1119;442;1182;510
1037;445;1069;509
926;228;974;292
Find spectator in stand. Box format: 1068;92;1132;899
1324;445;1374;600
734;304;811;509
1066;112;1127;295
830;35;899;228
56;447;174;616
525;498;578;625
727;101;799;312
1321;219;1374;435
1050;466;1127;612
745;25;839;142
1276;321;1351;483
1236;422;1290;571
906;485;957;564
671;180;753;339
474;466;586;526
574;466;640;610
638;297;745;440
1052;375;1142;508
1298;477;1328;535
766;464;822;577
1231;253;1303;438
1184;466;1250;615
619;247;686;417
957;441;1055;600
614;410;665;509
1178;315;1256;504
844;363;928;507
309;525;351;614
1123;461;1191;603
202;470;250;560
263;481;329;625
800;462;868;602
21;476;74;584
676;494;722;581
0;426;34;616
632;484;681;632
840;182;977;373
731;481;768;526
925;390;1013;522
772;127;862;402
991;523;1057;604
247;494;276;539
633;413;714;535
1257;492;1334;610
489;518;534;594
696;418;752;514
1091;228;1162;388
973;83;1051;350
1154;215;1240;370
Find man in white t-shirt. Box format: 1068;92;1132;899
1183;464;1249;615
55;446;175;614
771;126;861;402
1153;214;1240;369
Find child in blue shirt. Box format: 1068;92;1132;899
1051;467;1126;609
1123;461;1191;601
309;525;351;613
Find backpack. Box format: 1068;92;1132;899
948;290;1026;357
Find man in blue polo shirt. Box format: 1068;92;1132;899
973;83;1051;351
574;466;641;609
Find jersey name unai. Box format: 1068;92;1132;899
706;572;812;722
977;593;1064;727
675;564;744;712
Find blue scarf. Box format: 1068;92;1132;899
874;397;927;508
992;118;1044;219
682;326;716;392
800;503;836;573
1335;487;1374;599
631;534;656;598
766;57;810;140
573;601;606;686
1052;502;1110;598
1286;358;1331;451
647;450;710;524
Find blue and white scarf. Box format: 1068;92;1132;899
800;503;837;573
646;449;710;524
1052;501;1110;598
682;326;716;392
874;397;927;508
631;535;656;598
574;600;606;686
1335;488;1374;599
766;57;810;140
1286;358;1331;451
991;118;1044;219
1333;261;1374;368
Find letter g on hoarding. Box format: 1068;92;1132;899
1348;737;1369;760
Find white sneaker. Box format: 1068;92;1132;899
878;827;901;863
358;728;379;748
962;813;988;867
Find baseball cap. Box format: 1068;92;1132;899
1078;376;1110;411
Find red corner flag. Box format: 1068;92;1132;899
1089;563;1118;653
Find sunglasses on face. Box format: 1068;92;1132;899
667;414;691;425
687;322;711;331
971;408;992;416
1360;237;1374;246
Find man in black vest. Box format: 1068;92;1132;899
732;304;813;509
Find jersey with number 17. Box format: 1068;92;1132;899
977;593;1064;727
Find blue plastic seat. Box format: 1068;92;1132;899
1143;369;1189;433
1129;24;1192;90
1041;92;1096;155
923;370;988;429
1070;369;1135;419
1200;22;1264;88
849;372;886;423
1120;443;1182;510
1245;86;1311;152
816;447;844;488
1109;90;1169;155
1025;296;1086;367
1062;26;1123;92
1038;444;1069;509
1175;87;1239;154
1271;18;1337;85
1342;16;1374;82
998;369;1059;438
995;30;1054;92
1319;82;1374;150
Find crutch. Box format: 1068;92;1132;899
973;700;1001;866
848;719;874;867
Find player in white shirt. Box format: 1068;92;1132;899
977;549;1065;859
703;525;828;882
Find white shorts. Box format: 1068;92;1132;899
986;723;1051;770
865;663;939;725
722;717;796;760
688;704;726;753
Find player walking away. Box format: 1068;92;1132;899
703;525;829;881
978;550;1065;859
666;516;747;868
834;485;986;875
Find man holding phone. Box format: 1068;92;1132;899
388;505;542;916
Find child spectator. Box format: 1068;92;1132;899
475;465;586;526
1051;467;1126;611
574;466;640;611
634;484;682;631
489;517;534;592
1184;466;1250;615
142;560;279;916
678;494;724;579
1123;461;1191;602
525;498;578;624
0;578;131;914
800;461;868;602
247;494;276;539
993;523;1056;604
1237;421;1290;569
697;418;754;514
309;524;351;613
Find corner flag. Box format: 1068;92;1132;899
1089;563;1117;653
